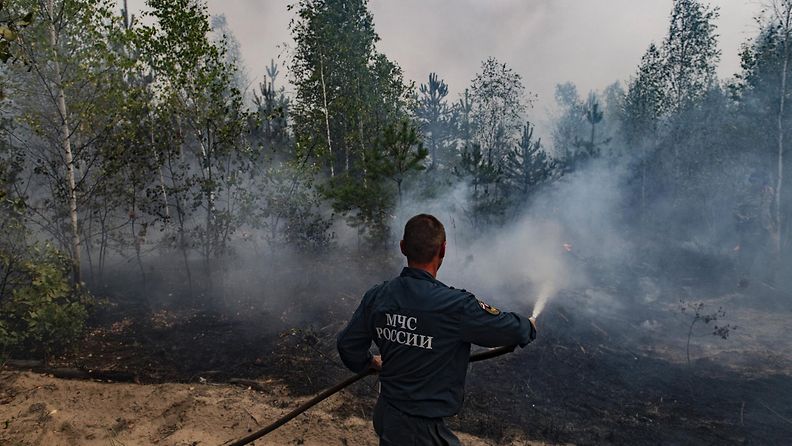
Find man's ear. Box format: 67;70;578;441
438;241;446;260
400;240;407;257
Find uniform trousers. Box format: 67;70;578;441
373;397;461;446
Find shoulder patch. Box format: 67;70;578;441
478;300;501;315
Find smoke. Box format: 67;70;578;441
14;0;784;356
447;215;569;316
392;157;629;320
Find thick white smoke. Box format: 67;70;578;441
393;158;629;319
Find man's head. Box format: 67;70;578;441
400;214;446;274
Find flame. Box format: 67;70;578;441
733;244;740;252
562;243;573;252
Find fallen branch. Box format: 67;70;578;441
244;408;260;426
3;360;137;383
48;368;137;382
759;400;792;426
228;378;269;392
4;359;44;368
590;321;609;338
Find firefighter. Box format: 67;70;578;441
337;214;537;446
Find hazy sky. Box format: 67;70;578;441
125;0;761;117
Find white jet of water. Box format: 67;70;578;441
531;282;555;319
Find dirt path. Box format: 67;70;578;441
0;371;541;446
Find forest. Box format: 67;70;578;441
0;0;791;445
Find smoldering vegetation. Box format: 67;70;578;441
1;0;792;444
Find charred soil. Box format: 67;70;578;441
2;274;791;445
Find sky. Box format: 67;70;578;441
124;0;762;119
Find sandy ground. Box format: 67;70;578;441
0;371;542;446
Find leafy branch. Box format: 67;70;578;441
679;300;737;369
0;1;33;65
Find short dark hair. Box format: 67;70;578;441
402;214;445;263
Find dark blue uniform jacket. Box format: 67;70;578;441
337;267;535;419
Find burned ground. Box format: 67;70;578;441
457;302;792;445
3;253;791;446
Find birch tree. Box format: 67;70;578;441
737;0;792;266
7;0;125;285
470;57;529;165
770;0;791;257
136;0;252;294
290;0;415;242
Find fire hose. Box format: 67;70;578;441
222;345;517;446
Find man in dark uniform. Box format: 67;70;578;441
337;214;537;445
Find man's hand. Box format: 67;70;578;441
369;355;382;372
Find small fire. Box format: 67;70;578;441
562;243;573;252
733;244;740;252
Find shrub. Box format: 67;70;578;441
0;244;90;363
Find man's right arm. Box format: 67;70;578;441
459;294;536;348
336;293;374;373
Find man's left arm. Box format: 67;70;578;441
337;296;375;373
459;295;537;348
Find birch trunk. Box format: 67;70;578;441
319;59;334;177
150;112;170;220
774;1;791;258
46;0;81;284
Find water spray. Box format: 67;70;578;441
531;282;555;320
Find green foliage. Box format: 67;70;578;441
623;0;720;138
210;14;249;93
323;172;393;245
290;0;384;171
242;160;334;252
502;121;557;202
0;318;15;355
623;43;666;144
290;0;416;241
553;83;616;170
135;0;254;284
456;143;504;229
735;20;792;97
1;126;89;356
679;300;736;368
4;0;134;284
439;57;539;229
455;88;474;149
0;1;33;67
415;73;456;169
566;93;611;170
623;0;719;133
732;2;792;271
616;0;726;236
0;244;89;361
731;7;792;154
661;0;720;112
552;82;586;160
373;120;428;202
470;57;530;164
321;122;425;246
251;59;291;153
0;0;787;308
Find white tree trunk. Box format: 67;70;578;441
319;59;334;177
150;112;170;220
774;1;791;257
47;0;81;284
